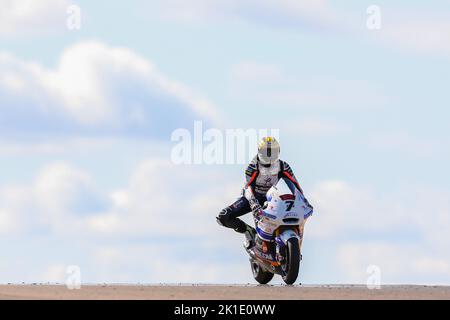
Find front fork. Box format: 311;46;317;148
248;221;307;269
274;221;306;262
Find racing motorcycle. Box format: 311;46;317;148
244;177;313;285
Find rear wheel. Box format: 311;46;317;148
250;261;274;284
281;238;300;285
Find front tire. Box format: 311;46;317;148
251;261;274;284
281;238;300;285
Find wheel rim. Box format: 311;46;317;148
251;262;260;277
281;247;289;275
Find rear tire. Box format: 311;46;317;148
281;238;300;285
250;261;274;284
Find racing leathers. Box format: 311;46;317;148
217;156;311;234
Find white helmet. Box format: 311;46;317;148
257;137;280;165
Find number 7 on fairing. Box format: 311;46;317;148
285;200;295;211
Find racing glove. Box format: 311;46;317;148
249;198;262;218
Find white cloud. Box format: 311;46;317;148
0;162;109;236
369;132;442;158
308;180;450;244
373;12;450;57
307;180;394;239
0;159;239;239
34;162;104;217
0;185;32;235
156;1;450;58
305;179;450;284
336;242;408;283
336;242;450;284
41;264;67;283
0;0;70;37
230;61;283;84
412;258;450;276
86;159;238;237
88;242;251;284
0;209;16;233
285;117;349;137
0;41;220;136
156;0;340;31
0;138;120;156
228;61;388;110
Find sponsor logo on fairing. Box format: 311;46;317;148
261;211;277;220
256;226;274;241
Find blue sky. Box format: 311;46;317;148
1;0;450;285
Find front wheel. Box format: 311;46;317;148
250;261;274;284
281;238;300;285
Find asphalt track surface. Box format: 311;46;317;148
0;284;449;300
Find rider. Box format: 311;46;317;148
216;137;313;247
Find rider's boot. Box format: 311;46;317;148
243;225;257;249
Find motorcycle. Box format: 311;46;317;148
244;177;313;285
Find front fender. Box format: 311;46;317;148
278;229;300;245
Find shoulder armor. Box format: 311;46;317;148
281;160;293;174
245;156;258;177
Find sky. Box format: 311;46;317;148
1;0;450;285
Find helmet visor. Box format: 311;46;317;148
258;145;280;165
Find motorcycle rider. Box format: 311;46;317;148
216;137;313;248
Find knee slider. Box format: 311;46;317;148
216;207;231;226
